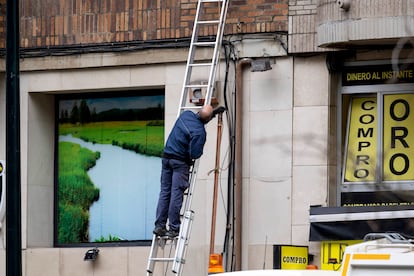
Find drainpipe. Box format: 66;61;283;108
234;58;252;271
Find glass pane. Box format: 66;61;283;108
344;97;377;182
56;92;164;245
383;93;414;181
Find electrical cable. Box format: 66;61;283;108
221;40;237;271
0;37;220;58
222;42;232;271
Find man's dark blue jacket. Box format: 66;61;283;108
163;110;207;164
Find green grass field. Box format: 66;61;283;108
59;120;164;157
57;120;164;243
58;141;100;243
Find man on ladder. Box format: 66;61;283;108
147;0;229;273
147;105;223;276
153;105;214;238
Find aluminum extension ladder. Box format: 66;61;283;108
146;159;199;276
146;0;229;275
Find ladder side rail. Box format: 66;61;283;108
146;235;161;274
205;0;229;106
182;159;200;212
177;0;205;116
172;210;195;274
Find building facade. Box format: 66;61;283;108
0;0;413;275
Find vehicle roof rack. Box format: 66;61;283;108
363;232;413;244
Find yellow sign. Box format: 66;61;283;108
383;94;414;180
345;93;414;182
320;240;361;270
345;97;377;182
273;245;308;270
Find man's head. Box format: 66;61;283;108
198;105;213;123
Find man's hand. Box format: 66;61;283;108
212;106;226;118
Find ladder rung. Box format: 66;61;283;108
196;20;220;25
193;41;215;46
180;106;203;110
185;84;208;88
150;257;175;262
189;62;212;67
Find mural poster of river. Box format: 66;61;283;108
56;91;164;245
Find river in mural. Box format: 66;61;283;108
59;134;161;241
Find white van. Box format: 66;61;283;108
216;233;414;276
216;270;338;276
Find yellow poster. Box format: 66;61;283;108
345;97;377;182
320;240;361;270
280;246;308;269
383;94;414;180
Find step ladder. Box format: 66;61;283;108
146;0;229;275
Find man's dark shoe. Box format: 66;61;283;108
153;226;167;236
166;230;179;238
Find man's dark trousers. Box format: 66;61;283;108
155;158;190;232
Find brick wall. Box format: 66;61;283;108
288;0;323;53
0;0;288;49
0;0;5;45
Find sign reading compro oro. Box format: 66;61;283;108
345;94;414;182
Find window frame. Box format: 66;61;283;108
337;61;414;204
54;89;165;247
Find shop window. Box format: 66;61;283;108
309;63;414;241
341;92;414;207
54;90;164;245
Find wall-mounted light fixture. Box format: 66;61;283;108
250;58;272;72
84;248;99;261
337;0;351;11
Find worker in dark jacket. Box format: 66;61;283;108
153;105;214;238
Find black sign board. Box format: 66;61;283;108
342;63;414;86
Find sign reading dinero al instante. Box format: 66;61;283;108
343;64;414;86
